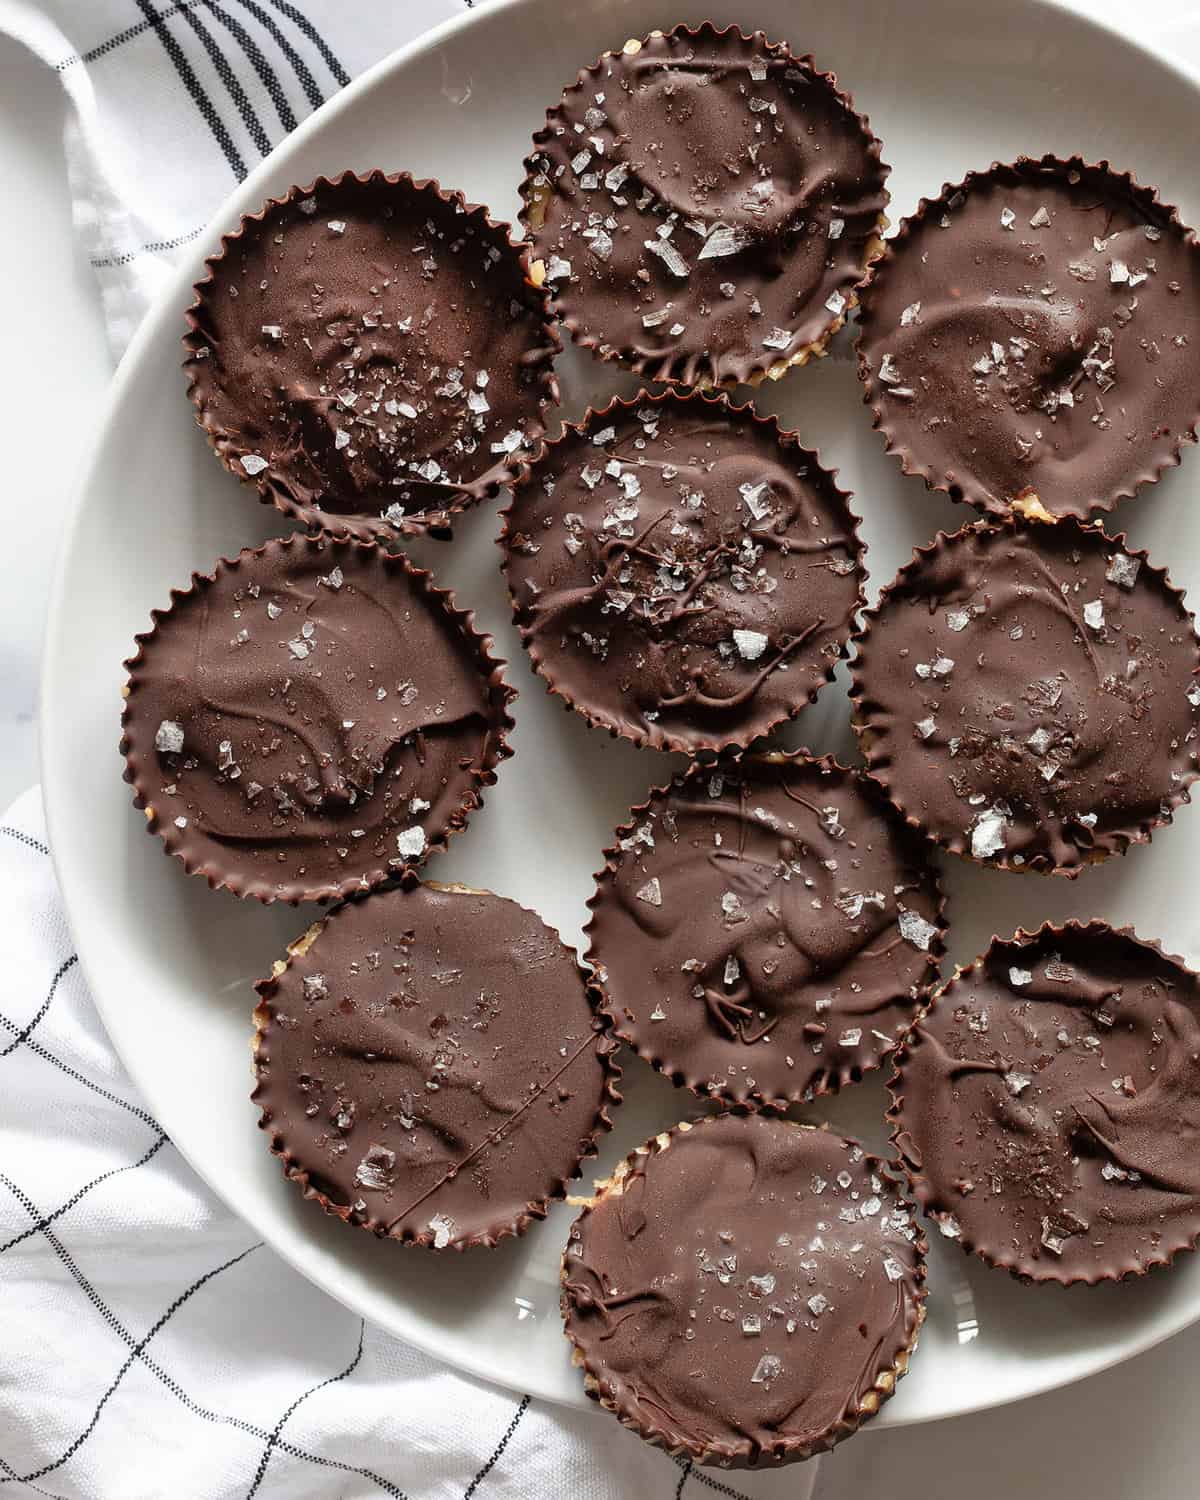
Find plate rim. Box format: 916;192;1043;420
39;0;1200;1424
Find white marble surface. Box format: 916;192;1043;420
4;4;1200;1495
0;37;110;806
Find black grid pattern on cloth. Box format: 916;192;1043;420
88;223;206;269
463;1394;531;1498
674;1454;758;1500
0;831;416;1497
132;0;248;177
50;0;486;270
0;825;50;856
55;0;356;197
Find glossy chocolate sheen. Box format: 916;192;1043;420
850;518;1200;874
185;171;559;541
562;1113;925;1465
254;882;616;1249
858;156;1200;520
891;923;1200;1284
502;392;864;753
522;23;888;387
587;754;945;1107
122;536;512;904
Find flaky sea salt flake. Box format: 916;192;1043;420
733;628;769;661
971;809;1007;859
396;826;427;859
354;1145;395;1191
898;908;938;951
644;237;689;278
155;720;185;754
750;1354;782;1385
428;1212;456;1249
1106;552;1141;589
698;223;752;260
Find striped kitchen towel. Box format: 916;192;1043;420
0;0;487;356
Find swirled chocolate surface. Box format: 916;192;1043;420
850;519;1200;874
587;755;944;1107
562;1113;925;1465
185;171;559;540
502;392;864;753
122;536;511;903
892;923;1200;1283
858;156;1200;520
254;883;614;1249
522;23;888;387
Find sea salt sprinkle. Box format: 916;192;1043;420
396;826;426;859
154;720;185;754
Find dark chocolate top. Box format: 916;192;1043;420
562;1113;925;1464
122;536;512;904
892;922;1200;1283
587;755;944;1107
858;156;1200;520
522;23;888;387
502;392;864;753
185;171;559;541
850;518;1200;874
254;882;614;1249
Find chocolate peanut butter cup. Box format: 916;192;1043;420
501;390;866;754
857;154;1200;521
890;921;1200;1285
254;881;620;1250
184;171;560;542
562;1112;926;1466
121;535;513;904
521;23;889;388
849;517;1200;875
586;753;945;1109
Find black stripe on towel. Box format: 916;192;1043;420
133;0;247;179
176;3;273;157
202;0;298;133
463;1395;531;1498
261;0;350;87
228;0;325;109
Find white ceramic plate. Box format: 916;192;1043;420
42;0;1200;1427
